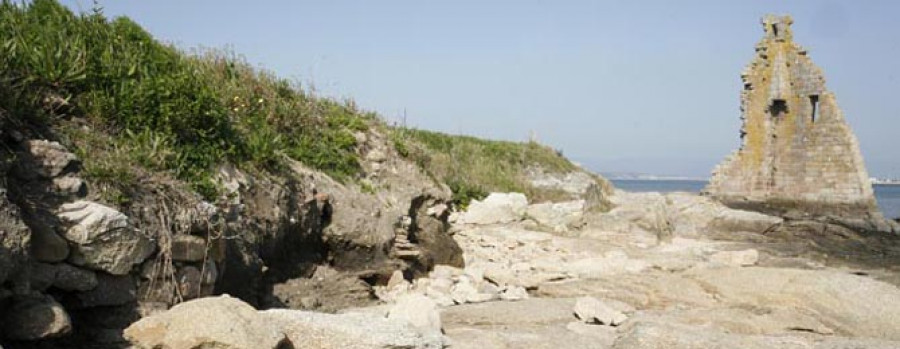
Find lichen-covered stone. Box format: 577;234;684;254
57;201;155;275
704;15;883;223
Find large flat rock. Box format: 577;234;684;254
685;267;900;340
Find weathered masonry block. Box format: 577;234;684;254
704;15;883;221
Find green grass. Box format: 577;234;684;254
0;0;371;199
390;127;579;206
0;0;592;206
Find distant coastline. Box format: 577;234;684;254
872;179;900;186
601;172;708;182
602;173;900;186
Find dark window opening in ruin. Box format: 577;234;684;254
769;99;788;119
772;24;778;37
809;95;819;122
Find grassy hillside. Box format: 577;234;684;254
0;0;589;206
0;0;370;199
390;128;580;206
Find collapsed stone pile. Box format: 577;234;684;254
374;265;529;307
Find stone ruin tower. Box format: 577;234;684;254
704;15;882;221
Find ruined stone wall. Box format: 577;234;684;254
704;15;880;219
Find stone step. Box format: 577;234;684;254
394;242;415;249
394;250;420;259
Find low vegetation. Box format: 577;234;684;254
0;0;371;199
0;0;585;205
390;127;577;206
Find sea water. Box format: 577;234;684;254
610;180;900;220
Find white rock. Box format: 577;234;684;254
129;294;446;349
564;251;650;277
265;308;444;349
426;292;456;307
707;209;783;234
17;140;78;179
57;201;129;243
565;321;617;343
463;267;485;283
52;175;85;195
460;193;528;225
573;297;628;326
387;295;442;336
709;249;760;267
483;264;517;287
499;286;529;301
526;200;585;232
426;204;448;217
430;265;462;280
467;293;498;303
450;279;477;304
528;169;597;196
124;295;288;349
477;281;501;297
428;277;454;294
57;201;155;275
387;270;409;290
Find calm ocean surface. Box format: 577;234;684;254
610;179;900;220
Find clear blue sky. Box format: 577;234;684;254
61;0;900;178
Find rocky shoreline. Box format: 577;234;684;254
116;189;900;348
3;9;900;349
4;138;895;348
